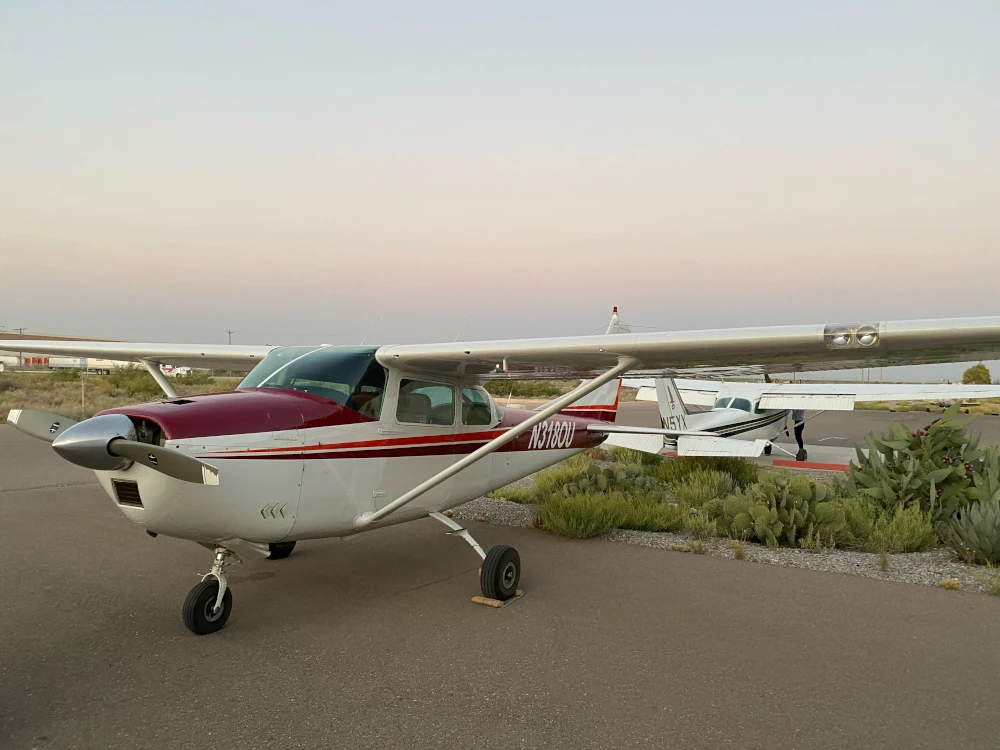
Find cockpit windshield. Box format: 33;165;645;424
239;346;387;416
713;397;732;409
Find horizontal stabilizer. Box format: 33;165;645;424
676;436;768;457
600;432;665;455
587;424;715;438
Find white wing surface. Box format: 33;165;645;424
376;317;1000;379
0;341;274;371
756;382;1000;410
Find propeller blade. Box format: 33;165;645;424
108;440;220;485
7;409;79;442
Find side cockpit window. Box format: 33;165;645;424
462;387;493;426
397;379;456;425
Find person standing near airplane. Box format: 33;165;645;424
791;408;807;461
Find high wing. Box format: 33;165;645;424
0;341;275;371
375;317;1000;379
754;382;1000;410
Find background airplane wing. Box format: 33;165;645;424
757;382;1000;410
0;340;275;371
375;317;1000;379
630;378;720;406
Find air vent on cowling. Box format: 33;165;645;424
112;479;143;507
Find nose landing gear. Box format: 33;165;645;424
182;545;234;635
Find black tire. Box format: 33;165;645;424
480;545;520;601
267;541;296;560
182;579;233;635
796;448;808;462
763;444;772;455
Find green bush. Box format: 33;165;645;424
486;486;536;504
682;508;717;539
173;369;214;386
948;495;1000;564
618;497;685;532
537;491;627;538
107;365;163;400
870;505;937;553
845;403;989;521
647;456;759;489
608;446;663;466
50;369;81;382
483;380;579;399
670;469;736;508
963;363;991;385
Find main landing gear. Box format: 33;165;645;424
267;541;296;560
183;545;234;635
429;512;521;601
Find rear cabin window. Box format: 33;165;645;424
397;379;456;425
462;387;493;426
730;398;752;412
754;400;766;414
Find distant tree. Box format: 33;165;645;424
962;363;991;385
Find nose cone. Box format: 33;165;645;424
52;413;137;471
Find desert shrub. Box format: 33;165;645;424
173;369;214;385
947;494;1000;564
531;454;593;497
537;491;626;538
107;365;162;400
670;469;736;508
483;380;579;399
844;403;988;521
618;494;686;532
869;505;937;554
647;456;759;489
837;497;879;548
682;508;717;539
550;462;668;500
486;486;536;504
50;369;81;382
608;446;663;466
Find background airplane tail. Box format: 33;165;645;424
654;378;689;431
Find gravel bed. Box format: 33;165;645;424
450;469;996;595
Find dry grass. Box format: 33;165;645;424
855;399;1000;416
0;372;237;421
939;578;962;591
728;539;747;560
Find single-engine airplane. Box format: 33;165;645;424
6;311;1000;634
606;376;1000;460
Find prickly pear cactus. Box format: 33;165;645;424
560;465;666;500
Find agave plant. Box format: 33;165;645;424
948;495;1000;565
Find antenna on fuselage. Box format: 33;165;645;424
360;317;379;345
454;314;472;342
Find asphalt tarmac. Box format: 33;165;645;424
4;424;1000;749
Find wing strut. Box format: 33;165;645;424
141;360;179;399
353;356;638;530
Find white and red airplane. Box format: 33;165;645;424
5;312;1000;634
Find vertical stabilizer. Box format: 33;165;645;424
656;379;689;431
554;307;626;421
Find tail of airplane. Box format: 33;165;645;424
655;378;689;431
549;307;626;422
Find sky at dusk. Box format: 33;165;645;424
2;2;998;377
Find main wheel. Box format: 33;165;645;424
182;579;233;635
480;544;520;601
267;541;296;560
763;444;772;455
796;448;808;462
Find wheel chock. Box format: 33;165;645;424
471;590;525;608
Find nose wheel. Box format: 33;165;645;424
183;546;234;635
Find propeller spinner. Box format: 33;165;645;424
7;411;219;485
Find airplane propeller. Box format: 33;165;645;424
7;409;79;442
7;410;219;485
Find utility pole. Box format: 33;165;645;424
227;329;235;345
13;327;26;367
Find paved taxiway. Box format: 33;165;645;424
4;422;1000;749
